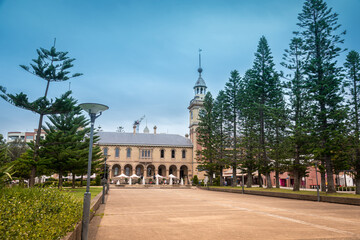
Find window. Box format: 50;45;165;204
171;150;175;158
182;150;186;159
103;147;108;156
125;166;130;176
115;148;120;158
26;136;33;140
147;167;152;177
127;148;131;158
160;149;164;158
200;88;203;94
141;149;151;159
114;167;119;176
191;111;193;119
136;166;142;176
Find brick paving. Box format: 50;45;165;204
90;188;360;240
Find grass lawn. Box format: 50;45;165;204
64;186;103;200
209;186;360;199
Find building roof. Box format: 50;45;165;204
96;132;193;147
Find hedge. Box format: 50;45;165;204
0;187;82;240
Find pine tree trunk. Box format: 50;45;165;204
30;79;51;187
58;170;63;189
275;170;280;188
72;173;76;188
246;171;252;188
293;144;300;191
325;154;336;193
258;172;263;188
266;172;272;188
232;164;237;187
321;164;326;192
356;176;360;195
209;171;213;186
220;166;224;186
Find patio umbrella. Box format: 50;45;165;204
114;173;129;178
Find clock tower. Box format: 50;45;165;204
188;50;207;177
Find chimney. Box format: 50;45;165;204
154;126;157;135
133;125;136;135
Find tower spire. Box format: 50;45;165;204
198;49;203;76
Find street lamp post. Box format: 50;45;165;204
79;103;109;240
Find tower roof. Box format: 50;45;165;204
143;126;149;133
194;49;207;89
194;76;206;88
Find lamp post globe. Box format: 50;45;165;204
79;103;108;240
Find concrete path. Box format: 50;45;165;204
90;188;360;240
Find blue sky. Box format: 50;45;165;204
0;0;359;139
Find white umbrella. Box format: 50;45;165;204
130;174;140;178
114;173;129;178
169;174;177;178
155;174;164;178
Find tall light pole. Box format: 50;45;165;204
79;103;109;240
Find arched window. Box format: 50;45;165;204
147;166;152;176
182;149;186;159
114;167;119;176
171;149;175;159
103;147;108;156
115;148;120;158
125;166;130;176
160;149;164;158
197;88;199;94
136;166;142;176
200;88;203;94
127;148;131;158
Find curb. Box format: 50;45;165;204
199;187;360;206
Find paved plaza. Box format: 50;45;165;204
90;188;360;240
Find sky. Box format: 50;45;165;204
0;0;359;139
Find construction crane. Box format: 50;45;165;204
133;115;145;133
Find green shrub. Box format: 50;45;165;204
62;181;73;187
0;187;82;240
192;175;199;185
95;175;101;186
212;176;220;186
